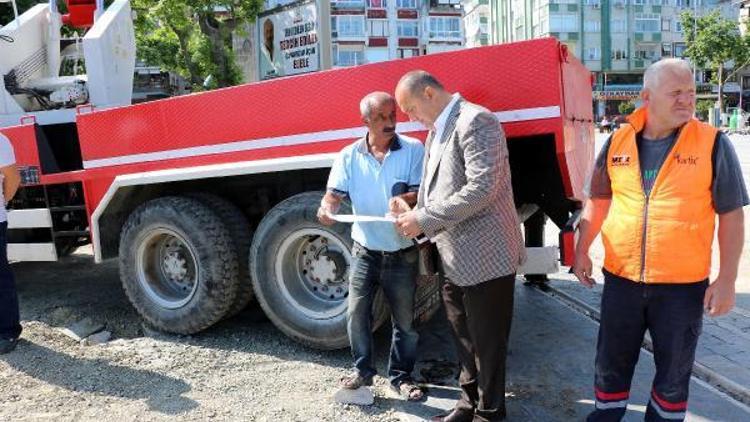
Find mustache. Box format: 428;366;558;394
383;127;395;133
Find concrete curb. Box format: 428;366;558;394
538;284;750;407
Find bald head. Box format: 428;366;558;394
360;92;395;122
640;58;696;133
396;70;445;97
394;70;453;128
643;58;693;92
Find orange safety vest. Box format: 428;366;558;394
602;107;718;283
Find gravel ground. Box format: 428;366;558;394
1;248;590;421
0;252;421;421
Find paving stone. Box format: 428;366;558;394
332;387;374;406
81;330;111;346
58;318;105;342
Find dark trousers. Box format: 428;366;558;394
442;274;515;422
0;222;21;340
348;242;419;386
588;271;707;422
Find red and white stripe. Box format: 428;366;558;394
649;389;687;420
595;388;629;410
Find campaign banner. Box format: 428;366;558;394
258;0;320;80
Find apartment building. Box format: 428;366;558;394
488;0;740;116
464;0;490;47
244;0;465;82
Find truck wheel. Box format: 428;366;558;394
119;196;240;334
250;191;387;350
186;193;254;317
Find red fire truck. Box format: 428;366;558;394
1;1;594;349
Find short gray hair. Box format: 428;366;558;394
360;91;395;120
396;70;445;96
643;58;693;91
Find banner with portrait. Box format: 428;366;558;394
257;0;320;80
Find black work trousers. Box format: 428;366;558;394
588;270;707;422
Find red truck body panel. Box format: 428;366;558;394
1;38;594;257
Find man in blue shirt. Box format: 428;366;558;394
318;92;425;401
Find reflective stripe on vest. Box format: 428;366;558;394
602;107;717;283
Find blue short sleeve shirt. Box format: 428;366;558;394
327;134;424;252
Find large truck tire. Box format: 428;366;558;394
186;192;254;317
119;196;240;334
249;191;387;350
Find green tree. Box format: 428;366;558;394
695;99;713;121
131;0;262;89
680;10;750;113
618;100;636;115
0;0;40;26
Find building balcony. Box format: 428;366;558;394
398;37;419;47
331;32;368;42
634;32;661;43
331;0;366;10
549;3;578;13
429;0;461;8
633;59;654;69
428;31;462;41
397;9;418;19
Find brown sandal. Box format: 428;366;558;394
392;380;425;401
339;372;373;390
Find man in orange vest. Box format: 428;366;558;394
574;58;747;421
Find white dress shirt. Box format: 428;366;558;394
425;93;460;205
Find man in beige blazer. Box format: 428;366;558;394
394;71;524;422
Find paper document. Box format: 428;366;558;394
330;214;396;223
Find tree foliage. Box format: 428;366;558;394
0;0;40;26
131;0;262;89
695;99;714;121
618;100;636;116
680;10;750;111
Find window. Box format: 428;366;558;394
584;0;601;5
369;20;389;37
662;18;671;31
549;14;577;32
365;48;388;63
586;47;601;60
367;0;387;8
635;13;661;32
397;0;417;8
675;0;690;6
674;43;687;57
398;48;420;58
611;19;626;33
397;20;419;37
332;15;365;37
675;21;683;32
634;48;657;60
584;20;600;32
334;46;365;66
429;17;461;38
633;0;644;4
661;42;672;56
612;49;628;60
